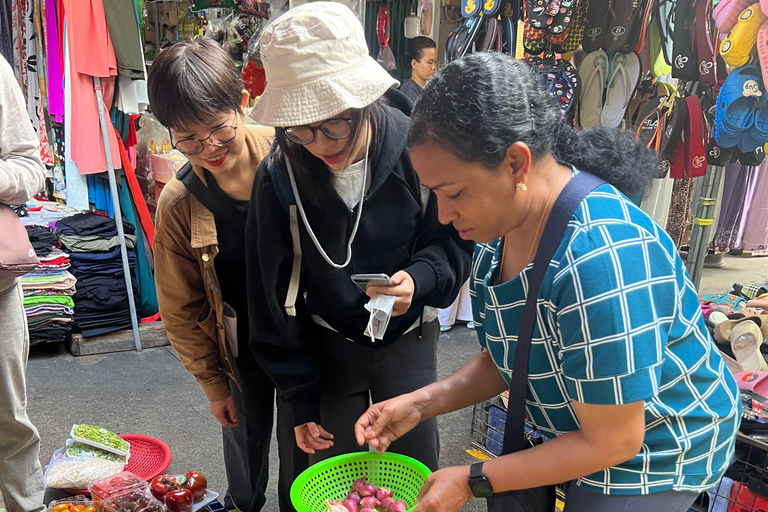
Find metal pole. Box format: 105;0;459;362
686;165;724;290
93;77;142;351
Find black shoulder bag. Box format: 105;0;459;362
488;171;605;512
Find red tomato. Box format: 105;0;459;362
184;471;208;501
165;488;194;512
149;475;179;501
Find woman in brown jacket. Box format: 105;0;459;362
148;39;306;512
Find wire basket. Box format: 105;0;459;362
690;432;768;512
468;393;548;460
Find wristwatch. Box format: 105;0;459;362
468;462;494;498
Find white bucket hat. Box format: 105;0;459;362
251;1;399;127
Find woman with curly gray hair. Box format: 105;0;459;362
355;53;740;512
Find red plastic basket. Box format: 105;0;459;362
65;434;172;494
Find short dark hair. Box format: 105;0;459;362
147;38;243;132
408;53;658;199
405;37;437;64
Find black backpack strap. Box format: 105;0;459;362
177;162;240;225
501;171;606;455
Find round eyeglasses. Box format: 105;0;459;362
284;118;354;145
171;115;239;156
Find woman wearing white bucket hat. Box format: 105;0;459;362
246;2;472;470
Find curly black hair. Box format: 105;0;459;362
408;53;658;199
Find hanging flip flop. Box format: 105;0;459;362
483;0;502;17
527;0;553;28
475;16;504;51
721;4;766;69
523;2;549;40
671;0;700;80
657;95;688;178
548;0;577;35
695;0;719;85
715;64;762;136
578;50;609;127
739;143;767;164
631;0;656;53
649;15;673;76
502;9;517;54
600;52;641;127
669;95;707;178
656;0;676;67
555;0;588;52
463;0;482;18
581;0;611;52
605;0;649;52
626;79;669;126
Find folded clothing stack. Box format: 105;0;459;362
55;214;139;338
22;226;77;343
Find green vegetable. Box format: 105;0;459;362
66;442;127;462
72;425;129;452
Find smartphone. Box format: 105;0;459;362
351;273;393;291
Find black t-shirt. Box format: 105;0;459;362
399;78;423;106
204;170;250;353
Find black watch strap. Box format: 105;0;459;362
469;462;494;498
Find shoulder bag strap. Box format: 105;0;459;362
501;171;606;455
177;162;241;225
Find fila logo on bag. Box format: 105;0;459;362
699;61;713;75
744;80;763;97
692;156;706;168
587;27;602;40
675;54;689;69
611;26;626;40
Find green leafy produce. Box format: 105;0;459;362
66;442;127;462
72;425;129;452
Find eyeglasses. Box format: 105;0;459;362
171;114;239;156
284;118;354;145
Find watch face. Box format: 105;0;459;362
472;479;494;498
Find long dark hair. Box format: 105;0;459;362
269;99;388;205
408;53;658;199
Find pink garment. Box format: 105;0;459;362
742;162;768;252
45;0;64;121
62;0;120;175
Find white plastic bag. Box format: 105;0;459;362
44;449;125;489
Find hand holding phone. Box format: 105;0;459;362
351;273;393;292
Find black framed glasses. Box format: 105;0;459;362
171;114;239;156
284;118;354;145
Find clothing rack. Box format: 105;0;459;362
93;76;142;351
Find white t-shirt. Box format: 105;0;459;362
330;158;371;210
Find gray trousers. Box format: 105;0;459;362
223;353;307;512
562;482;699;512
309;320;440;471
0;283;44;512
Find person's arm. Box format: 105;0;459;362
246;166;332;453
154;193;236;427
0;56;44;205
413;223;670;512
356;350;507;451
412;401;646;512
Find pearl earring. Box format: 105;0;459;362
516;182;528;192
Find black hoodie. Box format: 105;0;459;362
246;102;472;426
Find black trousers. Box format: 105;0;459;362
225;353;308;512
308;319;441;471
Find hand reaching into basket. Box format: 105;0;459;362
355;394;426;453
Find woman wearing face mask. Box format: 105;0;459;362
149;39;306;512
246;2;472;470
354;53;740;512
399;36;438;105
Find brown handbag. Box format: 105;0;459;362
0;204;39;278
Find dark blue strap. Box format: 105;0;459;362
501;171;606;455
270;163;295;218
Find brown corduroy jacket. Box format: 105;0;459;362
154;126;272;401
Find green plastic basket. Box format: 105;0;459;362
290;452;432;512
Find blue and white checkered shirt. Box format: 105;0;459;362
471;183;740;495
